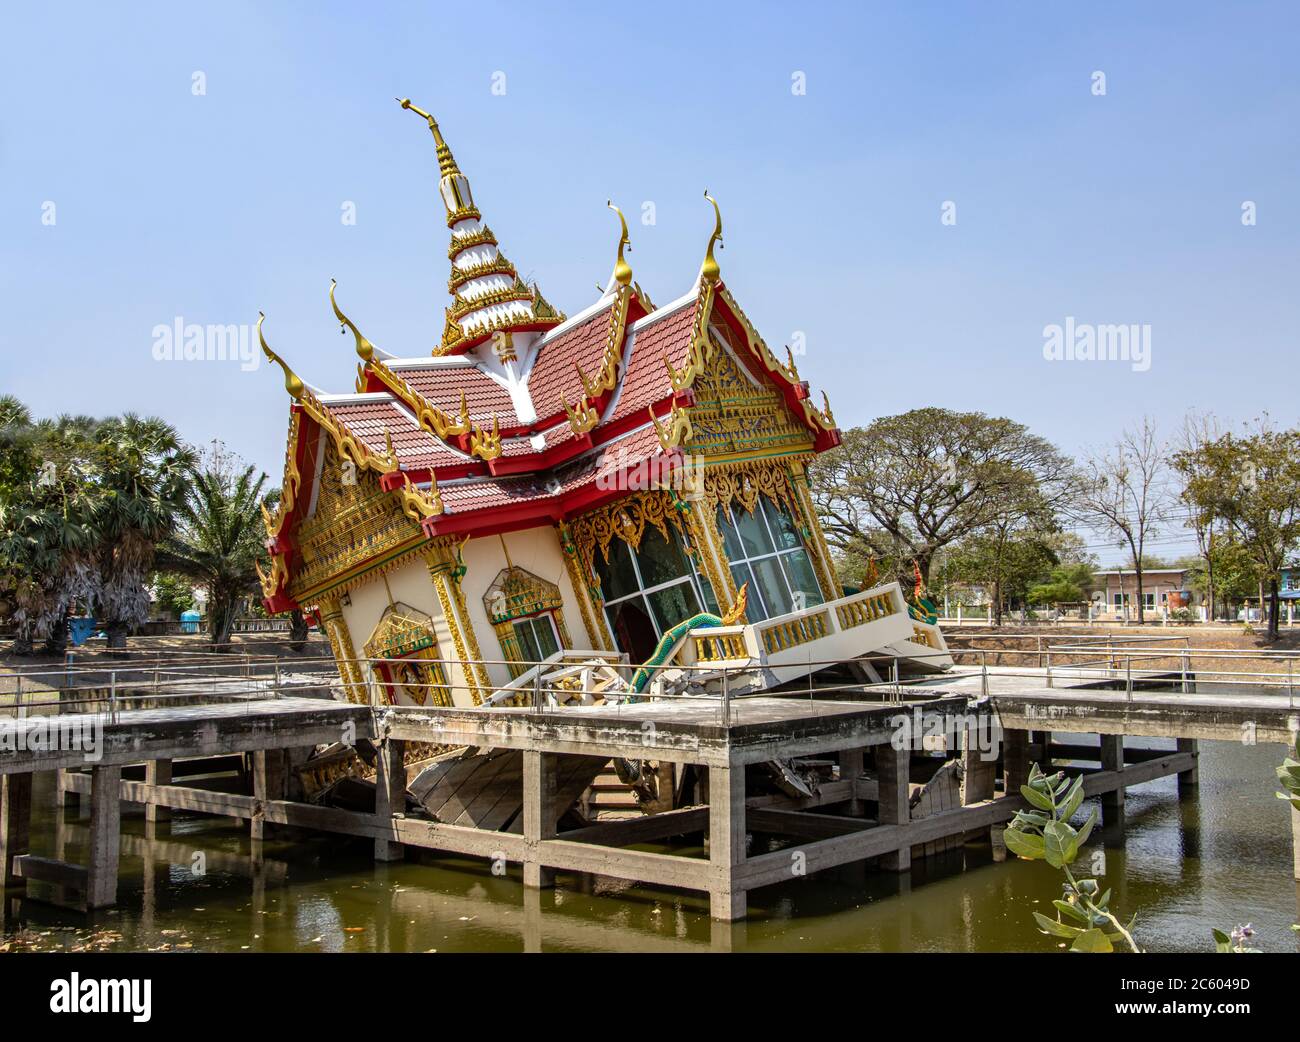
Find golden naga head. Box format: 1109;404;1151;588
607;201;632;288
701;191;724;283
257;313;304;401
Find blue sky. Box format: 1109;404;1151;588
2;2;1297;564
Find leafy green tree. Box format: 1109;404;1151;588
810;408;1072;589
1028;562;1094;607
1171;421;1300;639
87;415;195;647
158;444;276;650
0;408;101;654
948;529;1058;623
152;572;196;619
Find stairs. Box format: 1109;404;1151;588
581;764;642;818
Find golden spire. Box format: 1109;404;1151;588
701;191;723;283
607;201;632;288
257;313;304;401
398;97;460;178
329;279;375;363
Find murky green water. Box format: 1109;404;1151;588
4;736;1297;953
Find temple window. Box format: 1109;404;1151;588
716;494;823;622
511;613;560;664
593;525;716;663
483;566;572;677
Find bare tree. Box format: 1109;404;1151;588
1073;418;1173;624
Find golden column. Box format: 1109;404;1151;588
319;595;369;704
425;542;491;704
557;523;616;651
790;460;841;601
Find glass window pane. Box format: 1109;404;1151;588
633;526;692;589
732;504;775;557
761;495;803;551
646;581;702;633
779;550;823;609
716;506;745;561
533;616;560;659
752;557;794;618
731;563;767;621
695;563;720;614
513;619;541;663
594;538;640;603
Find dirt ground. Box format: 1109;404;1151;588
0;632;334;699
943;625;1300;681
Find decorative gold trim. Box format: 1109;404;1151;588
576;282;633;401
261;409;302;540
259;315;442;526
448;225;498;259
649;401;693;453
700;191;723;284
483;565;572;678
607;201;632;288
319;597;369;705
789;459;840;601
425;542;491;704
558;522;614;650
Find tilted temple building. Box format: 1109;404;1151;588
257;99;949;709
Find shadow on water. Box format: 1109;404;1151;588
4;702;1298;951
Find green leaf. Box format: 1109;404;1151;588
1053;899;1092;924
1211;928;1233;953
1043;820;1079;868
1033;911;1085;939
1058;776;1085;821
1020;785;1055;812
1004;827;1046;860
1070;928;1114;953
1075;808;1098;849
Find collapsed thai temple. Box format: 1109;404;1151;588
257;98;950;722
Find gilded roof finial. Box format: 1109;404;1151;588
330;279;375;363
257;312;304;401
607;201;632;288
398;97;460;178
701;191;723;283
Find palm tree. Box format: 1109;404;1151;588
159;445;276;650
88;415;195;648
0;408;101;654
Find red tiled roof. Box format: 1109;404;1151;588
389;363;519;427
321;397;468;470
609;296;699;424
438;423;663;514
524;302;616;421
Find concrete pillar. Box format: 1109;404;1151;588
1176;738;1199;789
841;748;865;815
86;765;121;909
251;749;287;842
1291;799;1300;882
708;763;746;920
877;743;911;872
1003;729;1030;796
1100;734;1125;826
145;759;172;825
962;730;997;805
523;750;557;889
374;738;405;862
0;773;33;889
56;768;79;811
